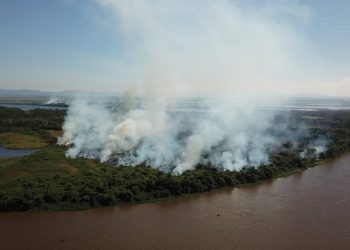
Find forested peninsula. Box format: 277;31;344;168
0;106;349;212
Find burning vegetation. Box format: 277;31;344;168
0;106;350;211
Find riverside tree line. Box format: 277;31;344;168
0;106;349;211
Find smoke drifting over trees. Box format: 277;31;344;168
59;0;325;174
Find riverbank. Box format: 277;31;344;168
2;153;350;250
0;144;342;212
1;106;350;212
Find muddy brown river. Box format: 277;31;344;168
1;155;350;250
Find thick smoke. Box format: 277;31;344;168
59;0;322;174
58;96;321;174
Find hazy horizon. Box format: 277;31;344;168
2;87;350;99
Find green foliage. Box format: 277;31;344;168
0;146;316;211
1;107;350;212
0;107;65;132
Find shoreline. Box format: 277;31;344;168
0;154;338;214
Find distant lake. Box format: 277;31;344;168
0;147;38;157
2;98;350;112
0;104;67;111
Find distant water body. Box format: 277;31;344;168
2;97;350;112
0;147;38;157
1;154;350;249
0;104;67;111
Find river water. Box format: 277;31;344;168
1;155;350;250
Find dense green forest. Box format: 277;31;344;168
0;106;350;211
0;107;65;132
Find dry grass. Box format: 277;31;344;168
0;132;48;149
47;130;62;138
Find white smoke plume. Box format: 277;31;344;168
45;97;60;105
44;97;69;105
59;0;321;174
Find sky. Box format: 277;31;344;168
0;0;349;96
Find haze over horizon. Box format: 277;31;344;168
1;0;350;96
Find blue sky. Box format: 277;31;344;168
0;0;349;95
0;0;123;91
307;1;350;63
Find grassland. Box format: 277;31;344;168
0;132;48;149
0;96;49;104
